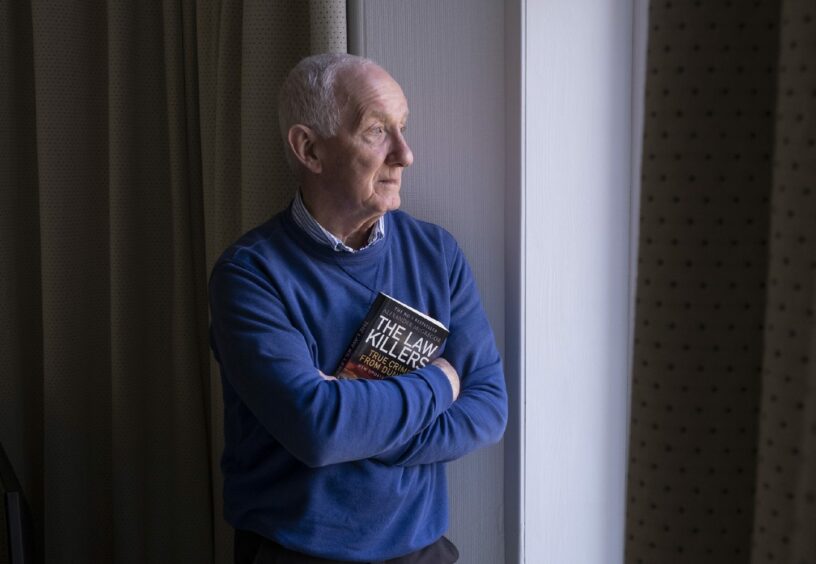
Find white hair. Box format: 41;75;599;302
278;53;376;170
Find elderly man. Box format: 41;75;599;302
209;53;507;564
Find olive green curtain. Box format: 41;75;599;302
626;1;815;562
0;1;346;562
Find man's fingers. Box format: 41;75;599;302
431;357;460;401
319;370;337;381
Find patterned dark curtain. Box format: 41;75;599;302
0;1;346;562
626;1;815;562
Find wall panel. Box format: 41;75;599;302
350;2;507;563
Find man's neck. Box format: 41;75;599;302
300;189;381;251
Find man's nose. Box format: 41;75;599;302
387;131;414;167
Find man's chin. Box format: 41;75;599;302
371;188;401;212
384;194;401;212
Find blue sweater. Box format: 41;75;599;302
209;205;507;561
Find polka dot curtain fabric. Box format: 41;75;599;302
626;1;816;562
750;0;816;562
310;0;347;54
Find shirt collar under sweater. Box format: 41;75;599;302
291;189;385;253
281;203;391;269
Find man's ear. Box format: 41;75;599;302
287;125;322;174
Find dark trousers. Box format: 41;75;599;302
234;529;459;564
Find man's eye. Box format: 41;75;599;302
370;126;385;135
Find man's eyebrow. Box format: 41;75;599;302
354;109;410;128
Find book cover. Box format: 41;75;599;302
335;292;449;380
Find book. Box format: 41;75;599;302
335;292;449;380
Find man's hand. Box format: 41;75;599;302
320;363;458;400
431;358;460;401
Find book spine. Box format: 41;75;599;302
334;293;386;375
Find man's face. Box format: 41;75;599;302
318;65;413;218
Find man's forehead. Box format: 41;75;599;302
338;66;409;121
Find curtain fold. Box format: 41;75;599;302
627;0;815;562
0;1;344;562
309;0;348;54
0;0;44;555
30;3;114;561
750;0;816;561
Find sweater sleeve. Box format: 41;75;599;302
372;242;508;467
209;259;454;468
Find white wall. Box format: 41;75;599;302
517;1;637;563
351;1;644;562
349;2;507;563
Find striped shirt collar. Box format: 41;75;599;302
291;189;386;253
